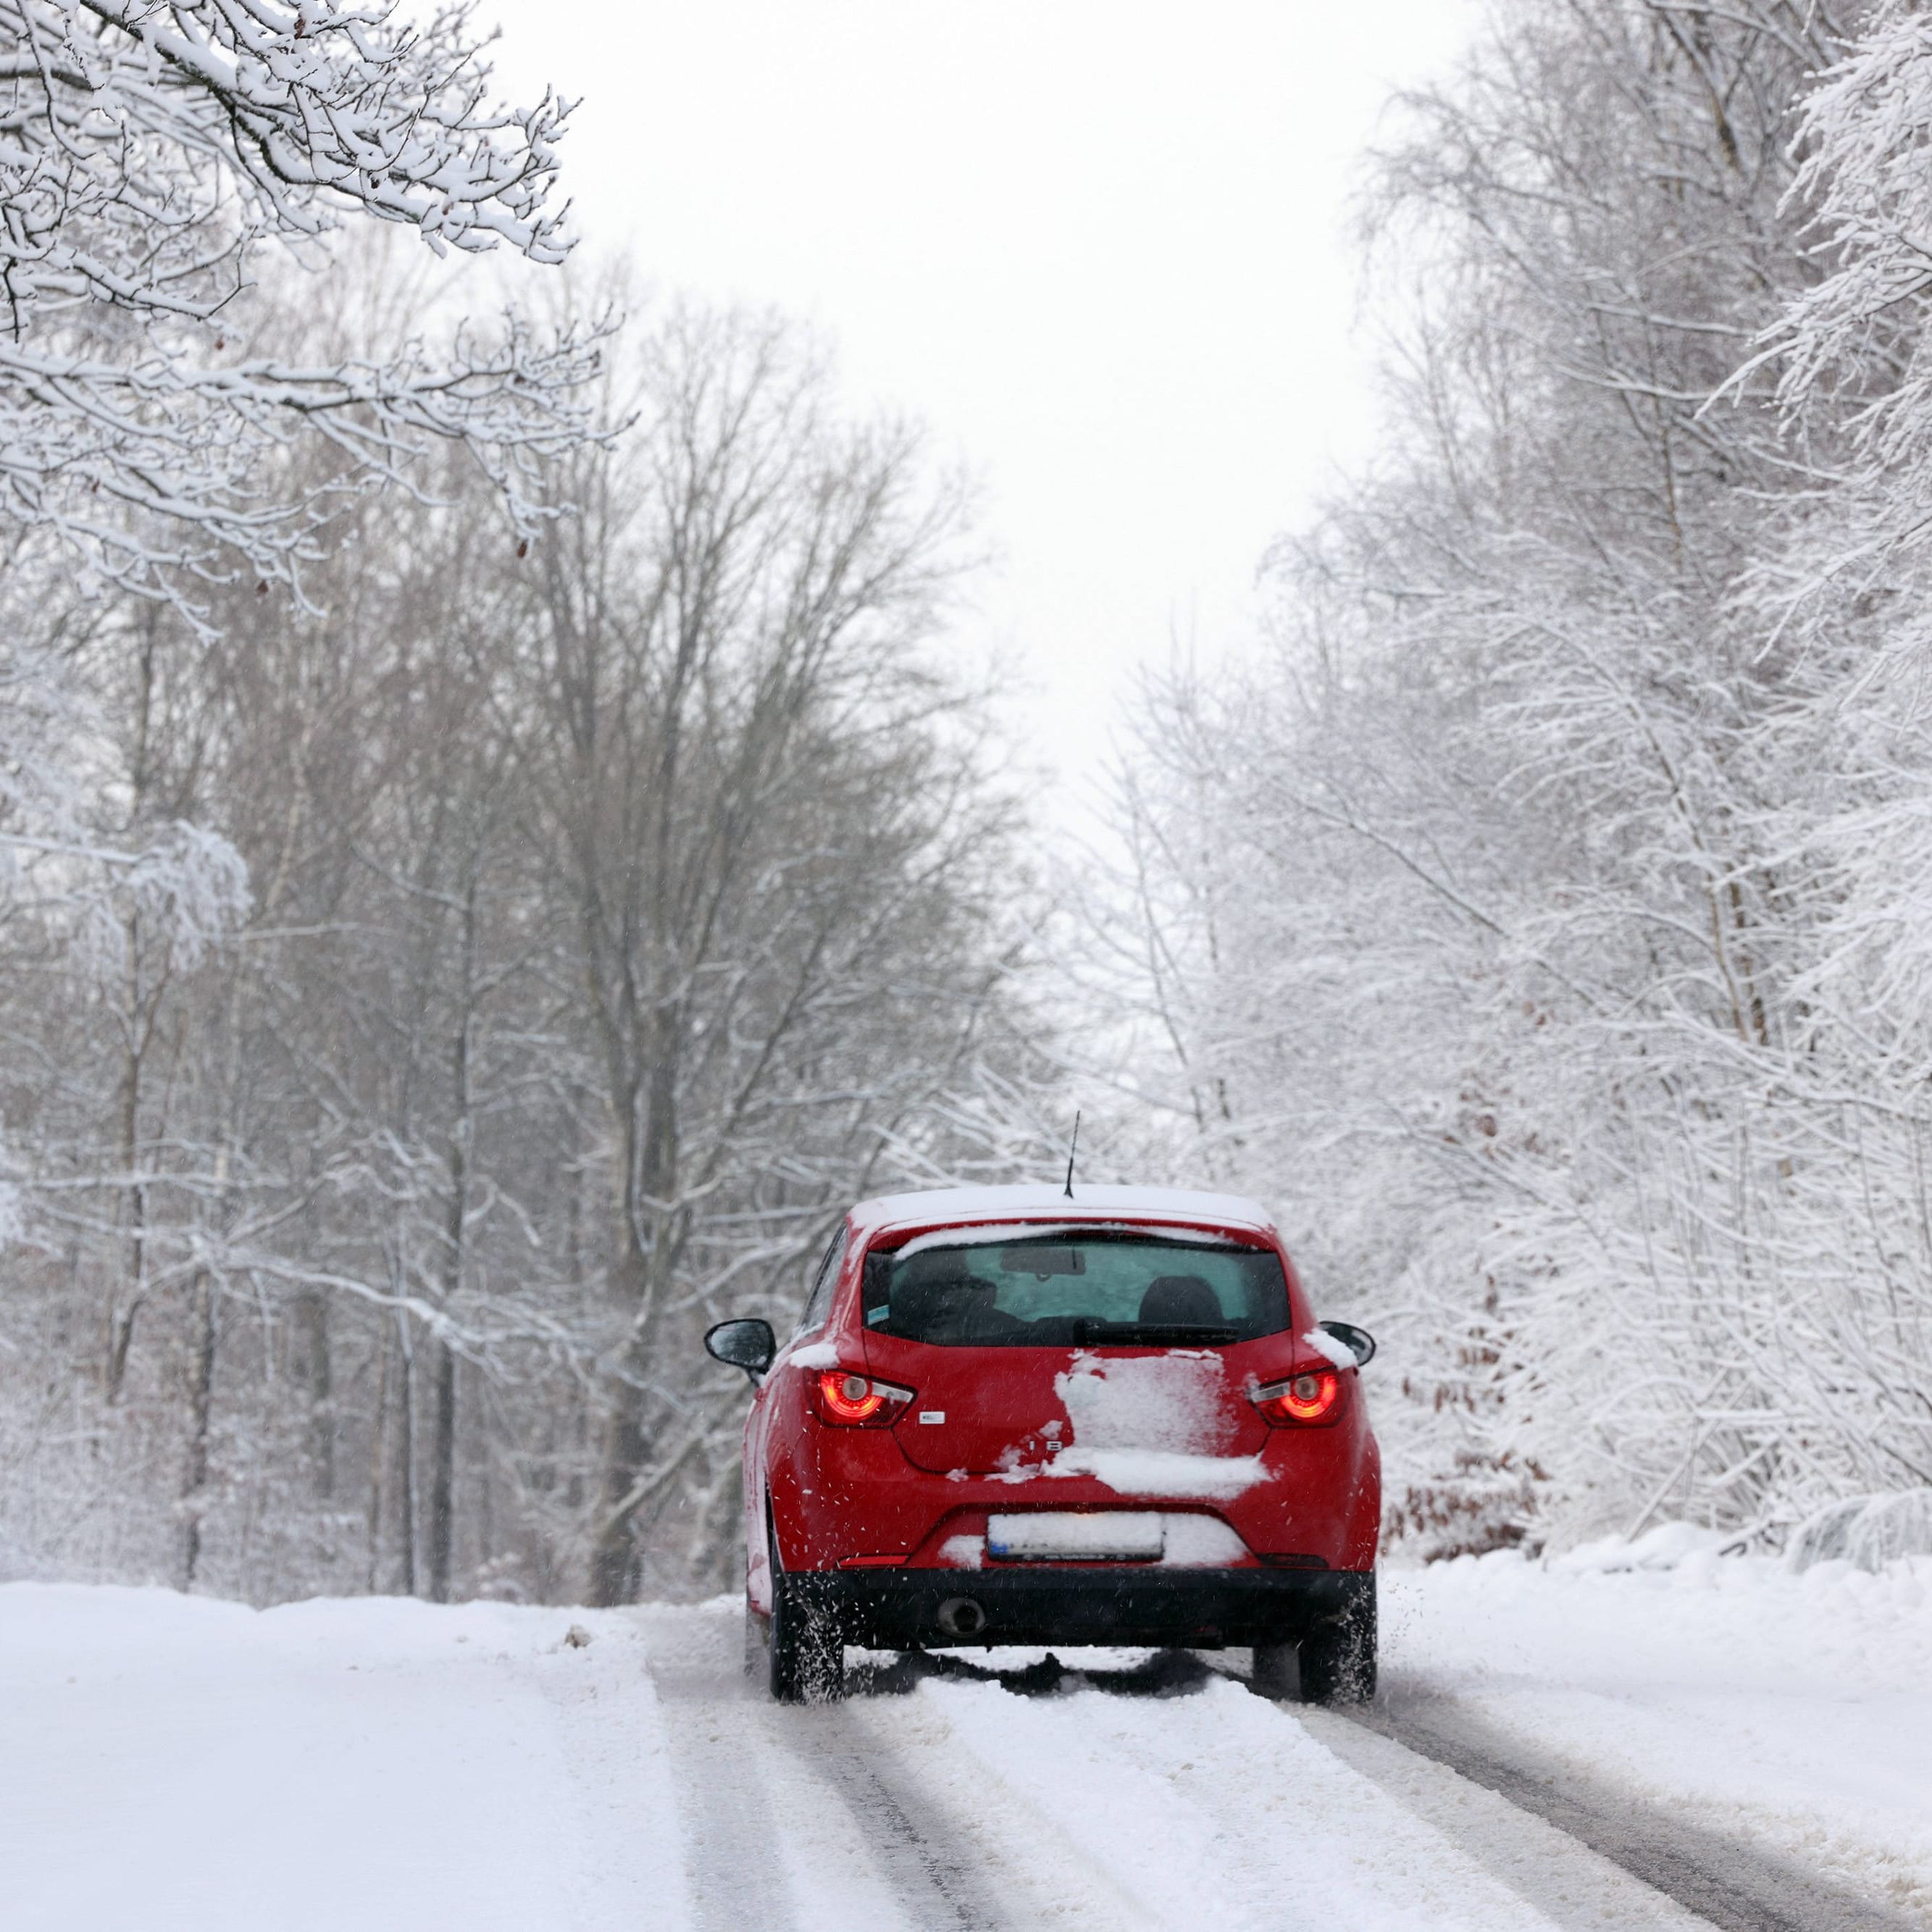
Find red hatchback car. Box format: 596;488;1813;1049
704;1185;1379;1703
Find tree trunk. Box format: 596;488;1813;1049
585;1352;648;1607
177;1270;218;1589
297;1292;335;1498
106;618;159;1403
365;1331;390;1594
106;1023;146;1402
427;1342;457;1602
396;1311;418;1596
427;872;477;1605
584;1059;679;1607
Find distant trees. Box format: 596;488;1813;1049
1107;0;1932;1554
0;1;599;1116
0;284;1036;1602
0;4;1040;1602
0;0;611;1595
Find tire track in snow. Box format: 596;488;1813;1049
1189;1652;1705;1928
769;1707;1015;1931
1293;1705;1713;1931
638;1608;1025;1931
913;1664;1580;1930
1336;1685;1928;1932
637;1621;798;1932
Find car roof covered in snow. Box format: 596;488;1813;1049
848;1184;1279;1240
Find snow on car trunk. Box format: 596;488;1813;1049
1038;1349;1268;1497
1055;1350;1231;1454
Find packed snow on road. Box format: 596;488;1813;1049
6;1537;1925;1932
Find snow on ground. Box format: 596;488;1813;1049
0;1586;679;1932
901;1665;1584;1930
4;1546;1928;1930
1383;1539;1932;1923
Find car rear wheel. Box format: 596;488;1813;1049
1297;1574;1377;1705
766;1521;845;1703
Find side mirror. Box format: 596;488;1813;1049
1319;1318;1376;1367
705;1317;777;1381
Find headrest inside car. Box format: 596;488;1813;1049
1138;1274;1224;1326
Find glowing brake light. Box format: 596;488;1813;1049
1253;1370;1342;1426
812;1370;915;1428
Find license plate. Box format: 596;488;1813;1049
985;1511;1164;1561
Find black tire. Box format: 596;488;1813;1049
1298;1573;1377;1705
766;1521;845;1703
1250;1638;1299;1699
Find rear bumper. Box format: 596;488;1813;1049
793;1564;1373;1650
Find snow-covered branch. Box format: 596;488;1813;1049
0;0;600;616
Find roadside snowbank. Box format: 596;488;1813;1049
0;1585;679;1932
1384;1539;1932;1921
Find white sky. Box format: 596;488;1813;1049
485;1;1478;809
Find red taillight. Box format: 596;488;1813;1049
811;1369;913;1428
1253;1370;1342;1426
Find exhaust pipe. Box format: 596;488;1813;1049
936;1597;987;1638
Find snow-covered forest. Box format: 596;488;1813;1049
0;0;1040;1604
5;0;1932;1607
1105;0;1932;1561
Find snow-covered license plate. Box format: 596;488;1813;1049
985;1511;1164;1561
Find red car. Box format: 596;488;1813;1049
704;1184;1379;1703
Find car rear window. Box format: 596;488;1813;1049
862;1230;1289;1347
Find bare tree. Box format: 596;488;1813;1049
494;307;1021;1602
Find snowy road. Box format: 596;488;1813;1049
633;1605;1714;1932
1345;1689;1921;1932
4;1550;1926;1932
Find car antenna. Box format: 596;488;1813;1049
1063;1110;1081;1200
